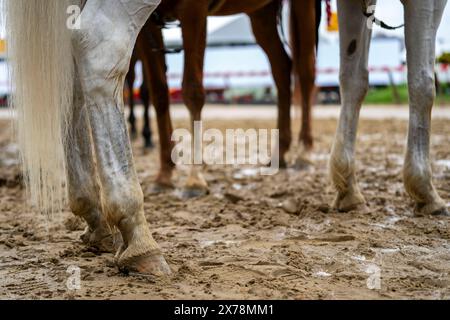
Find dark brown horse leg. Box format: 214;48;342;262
291;0;317;166
248;2;292;169
179;1;209;197
140;72;154;150
126;55;138;140
137;23;175;189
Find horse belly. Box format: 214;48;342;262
212;0;274;16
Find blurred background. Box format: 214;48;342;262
0;0;449;108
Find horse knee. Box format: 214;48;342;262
404;159;431;193
409;71;435;109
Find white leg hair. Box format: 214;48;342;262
72;0;171;274
402;0;448;216
66;74;119;252
329;0;376;211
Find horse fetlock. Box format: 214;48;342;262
81;225;122;253
183;168;209;198
104;189;145;235
154;169;175;189
404;164;447;215
329;146;357;194
69;194;116;249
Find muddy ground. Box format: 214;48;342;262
0;111;449;300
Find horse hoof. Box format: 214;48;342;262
337;202;369;213
292;156;314;171
144;141;155;150
148;182;174;194
333;192;367;213
182;186;208;199
118;251;172;276
431;207;449;217
414;201;449;217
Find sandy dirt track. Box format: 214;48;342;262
0;106;449;300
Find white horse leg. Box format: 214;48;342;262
73;0;170;275
66;75;119;252
402;0;448;216
329;0;376;211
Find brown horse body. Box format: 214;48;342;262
135;0;318;193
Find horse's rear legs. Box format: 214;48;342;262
179;2;209;197
141;77;154;150
73;0;170;275
248;2;292;168
329;0;375;211
66;75;119;253
402;0;448;216
291;0;317;169
126;56;138;140
137;23;175;189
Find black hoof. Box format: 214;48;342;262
181;187;208;199
431;207;450;217
292;157;314;171
148;183;173;195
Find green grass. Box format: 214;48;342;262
364;84;450;105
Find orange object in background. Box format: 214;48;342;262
327;12;339;32
0;39;6;56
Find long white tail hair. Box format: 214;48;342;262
3;0;76;213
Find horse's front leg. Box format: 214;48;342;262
402;0;448;216
329;0;376;212
179;1;209;198
73;0;170;275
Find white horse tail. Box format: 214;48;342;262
4;0;76;213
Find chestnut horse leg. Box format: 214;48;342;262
179;1;209;197
141;72;154;150
329;0;375;212
137;22;175;189
73;0;170;275
291;0;317;167
402;0;448;216
126;55;138;140
248;2;292;168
